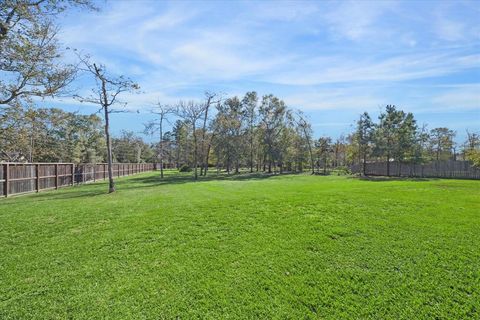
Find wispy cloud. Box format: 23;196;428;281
50;0;480;139
322;0;397;41
431;84;480;111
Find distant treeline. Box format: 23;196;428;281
0;104;154;164
3;94;478;177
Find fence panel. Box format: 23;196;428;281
9;163;36;195
1;163;156;197
351;160;480;180
0;164;4;196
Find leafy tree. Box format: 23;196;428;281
175;100;207;180
0;0;95;107
112;130;153;163
464;130;480;167
315;137;332;174
429;127;455;161
373;105;416;176
241;91;258;173
0;103;105;162
258;94;288;173
172;120;190;168
215;97;245;173
355;112;374;175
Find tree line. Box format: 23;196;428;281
0;103;155;164
144;97;480;180
353;106;480;175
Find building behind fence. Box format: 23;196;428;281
0;163;156;197
350;160;480;180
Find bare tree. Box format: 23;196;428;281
199;91;221;176
176;100;206;180
144;103;175;179
294;110;315;174
75;54;139;193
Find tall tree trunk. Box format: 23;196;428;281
362;150;367;176
386;153;390;177
104;105;115;193
226;155;230;174
304;131;314;175
159;115;164;179
249;124;254;173
199;97;211;176
204;142;211;176
193;122;198;180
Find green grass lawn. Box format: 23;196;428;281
1;171;479;319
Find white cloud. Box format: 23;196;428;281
435;19;466;42
431;84;480;111
265;53;480;86
282;89;385;111
322;1;396;41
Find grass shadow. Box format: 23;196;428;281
352;175;435;182
0;190;106;205
126;171;284;189
0;170;320;203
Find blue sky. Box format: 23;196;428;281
48;0;479;142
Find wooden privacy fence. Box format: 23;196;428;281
0;163;156;197
350;160;480;180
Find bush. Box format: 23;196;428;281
466;149;480;168
334;166;351;175
179;164;192;172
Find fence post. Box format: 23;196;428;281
35;164;40;192
72;164;75;186
55;163;59;189
104;164;106;180
4;163;9;197
93;164;96;182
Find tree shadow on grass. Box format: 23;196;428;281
0;171;306;204
351;175;435;182
126;171;284;189
0;185;108;204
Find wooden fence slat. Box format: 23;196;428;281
55;164;58;190
35;164;39;193
5;163;9;197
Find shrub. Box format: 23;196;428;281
466;149;480;168
179;164;192;172
334;166;351;175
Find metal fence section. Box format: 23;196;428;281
350;160;480;180
1;163;155;197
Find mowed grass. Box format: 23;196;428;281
0;171;479;319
